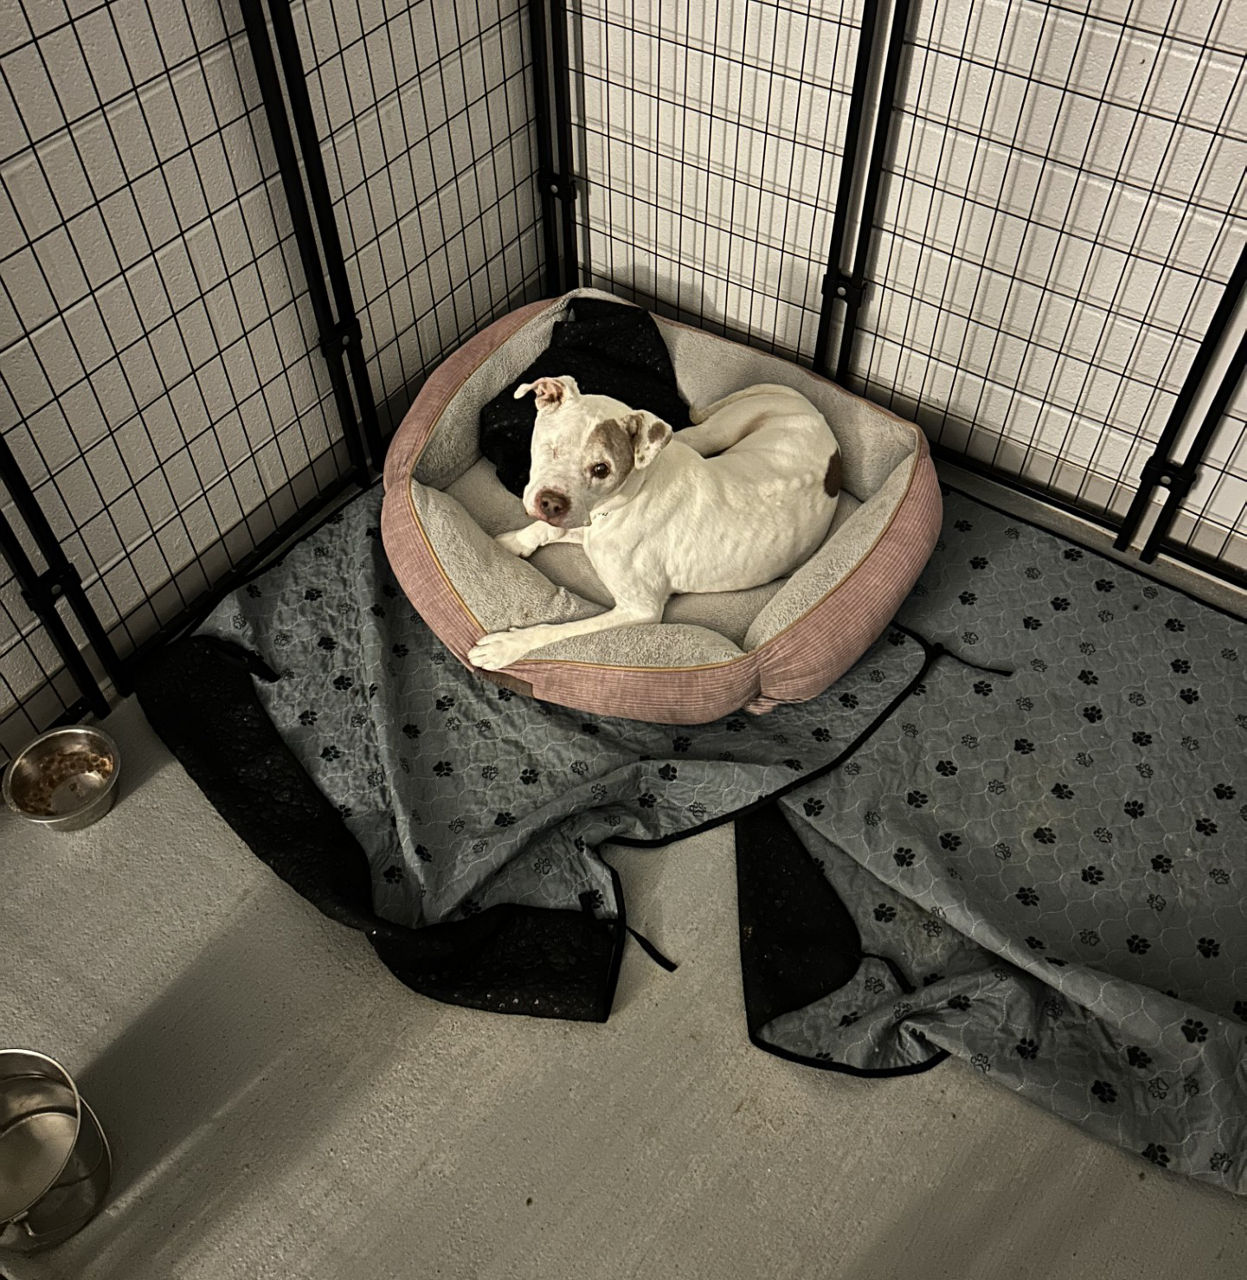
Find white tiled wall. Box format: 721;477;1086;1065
854;0;1247;526
568;0;1245;563
1;0;1243;757
292;0;544;427
1;0;346;693
0;0;543;755
569;0;864;360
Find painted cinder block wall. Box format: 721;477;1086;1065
572;0;1245;558
1;0;1243;760
0;0;541;758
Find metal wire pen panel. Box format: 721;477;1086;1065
290;0;546;430
567;0;865;362
1165;375;1247;574
0;517;78;766
852;0;1247;525
1;0;353;670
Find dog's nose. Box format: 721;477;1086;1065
535;488;569;522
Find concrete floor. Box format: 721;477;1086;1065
3;696;1245;1279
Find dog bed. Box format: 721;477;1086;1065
381;289;942;724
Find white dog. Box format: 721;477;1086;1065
468;375;841;671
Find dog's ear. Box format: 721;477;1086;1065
513;375;579;409
622;411;672;469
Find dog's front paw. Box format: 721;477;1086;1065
469;628;536;671
495;528;534;558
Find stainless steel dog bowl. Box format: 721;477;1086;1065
2;726;120;831
0;1049;112;1252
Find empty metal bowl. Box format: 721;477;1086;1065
3;726;120;832
0;1048;112;1252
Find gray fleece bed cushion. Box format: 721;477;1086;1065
381;290;943;724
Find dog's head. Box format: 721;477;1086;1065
514;376;673;528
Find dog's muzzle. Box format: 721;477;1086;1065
531;487;570;525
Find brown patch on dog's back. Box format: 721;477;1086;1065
824;449;842;498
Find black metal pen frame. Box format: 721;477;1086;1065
2;0;1242;757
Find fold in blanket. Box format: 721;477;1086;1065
137;478;1246;1194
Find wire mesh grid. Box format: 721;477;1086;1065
0;0;356;674
566;0;864;361
851;0;1247;522
1164;369;1247;572
291;0;546;431
0;506;88;764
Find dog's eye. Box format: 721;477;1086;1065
590;462;610;480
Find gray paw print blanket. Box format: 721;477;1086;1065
135;483;1246;1195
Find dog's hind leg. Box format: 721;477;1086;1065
679;397;779;457
687;382;806;424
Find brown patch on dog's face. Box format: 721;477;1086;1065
584;418;635;488
824;450;842;498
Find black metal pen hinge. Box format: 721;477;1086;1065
1138;454;1198;503
319;315;363;359
824;272;865;309
20;564;82;612
540;170;578;202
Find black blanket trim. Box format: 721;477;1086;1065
133;627;948;1022
135;635;626;1022
736;803;951;1079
